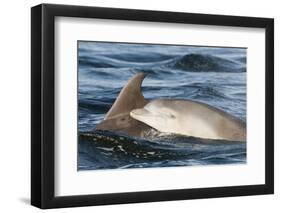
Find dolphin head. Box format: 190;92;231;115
95;113;133;131
130;100;179;133
95;112;153;137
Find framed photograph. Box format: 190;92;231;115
31;4;274;209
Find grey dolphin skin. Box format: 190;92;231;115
95;73;153;137
130;99;246;141
95;72;246;141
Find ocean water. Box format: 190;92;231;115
78;41;247;171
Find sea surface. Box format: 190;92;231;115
78;41;247;171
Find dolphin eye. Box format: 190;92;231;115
160;110;176;119
170;114;176;119
163;112;175;118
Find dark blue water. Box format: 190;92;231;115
78;41;246;171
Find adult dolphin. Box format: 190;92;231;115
95;73;153;137
130;99;246;141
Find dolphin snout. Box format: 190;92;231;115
131;109;143;115
130;108;151;117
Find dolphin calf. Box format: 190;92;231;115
95;72;246;141
130;99;246;141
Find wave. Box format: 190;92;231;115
188;85;232;100
78;131;246;170
170;54;245;72
234;56;247;64
80;51;246;73
79;54;173;69
79;56;117;68
102;53;172;63
79;99;112;113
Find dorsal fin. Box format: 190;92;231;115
104;72;147;119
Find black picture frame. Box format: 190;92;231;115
31;3;274;209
